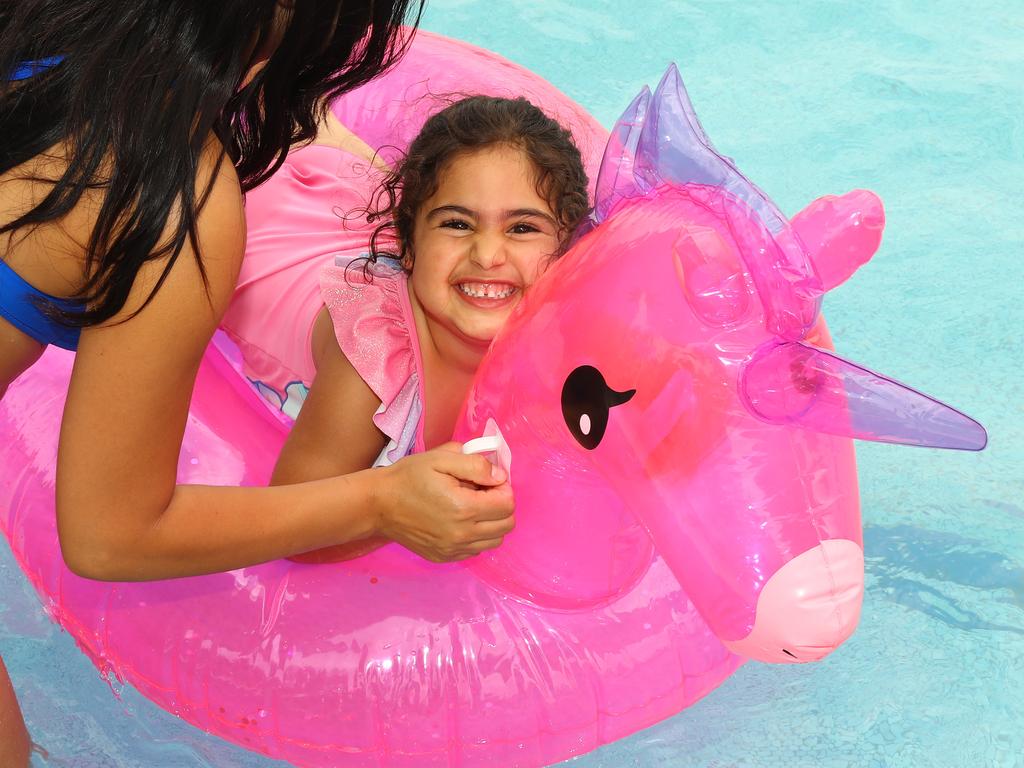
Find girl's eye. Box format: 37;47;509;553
510;222;540;234
440;219;470;230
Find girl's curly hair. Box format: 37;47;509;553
363;95;590;271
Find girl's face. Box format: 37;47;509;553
408;143;560;349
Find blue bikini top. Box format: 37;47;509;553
0;260;83;350
1;57;83;350
10;57;64;81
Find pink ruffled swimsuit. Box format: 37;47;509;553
222;142;425;465
319;258;427;465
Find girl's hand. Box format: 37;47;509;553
374;443;514;562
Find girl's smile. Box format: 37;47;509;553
454;280;519;304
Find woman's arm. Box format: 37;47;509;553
55;149;513;581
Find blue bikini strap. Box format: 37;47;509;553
9;56;64;82
0;259;83;350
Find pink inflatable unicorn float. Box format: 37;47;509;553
0;31;986;768
456;62;987;666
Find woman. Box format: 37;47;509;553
0;3;514;759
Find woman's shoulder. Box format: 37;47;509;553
0;136;243;302
194;137;245;230
150;138;246;302
132;139;246;312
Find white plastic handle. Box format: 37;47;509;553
461;435;503;455
460;419;512;481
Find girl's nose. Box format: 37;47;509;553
470;232;508;269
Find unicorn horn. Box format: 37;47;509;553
740;341;988;450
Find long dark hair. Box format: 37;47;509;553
365;95;590;270
0;0;423;327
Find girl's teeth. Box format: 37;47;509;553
459;283;515;299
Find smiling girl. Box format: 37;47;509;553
268;96;590;561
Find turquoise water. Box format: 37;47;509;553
3;1;1022;765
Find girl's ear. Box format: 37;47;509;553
401;252;414;272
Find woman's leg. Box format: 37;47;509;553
310;111;391;170
0;656;30;768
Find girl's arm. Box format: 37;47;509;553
271;306;393;562
272;307;391;485
55;149;514;581
277;308;519;564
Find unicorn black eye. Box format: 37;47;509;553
561;365;636;450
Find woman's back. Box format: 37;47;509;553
0;145;90;389
1;147;93;299
0;55;77;287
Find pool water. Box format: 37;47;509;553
3;1;1022;765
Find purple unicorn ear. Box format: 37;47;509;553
609;64;822;339
592;86;651;223
632;64;794;236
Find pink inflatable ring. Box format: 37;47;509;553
0;30;986;767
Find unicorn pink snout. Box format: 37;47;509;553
723;539;864;663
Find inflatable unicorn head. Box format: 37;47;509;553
456;65;986;664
